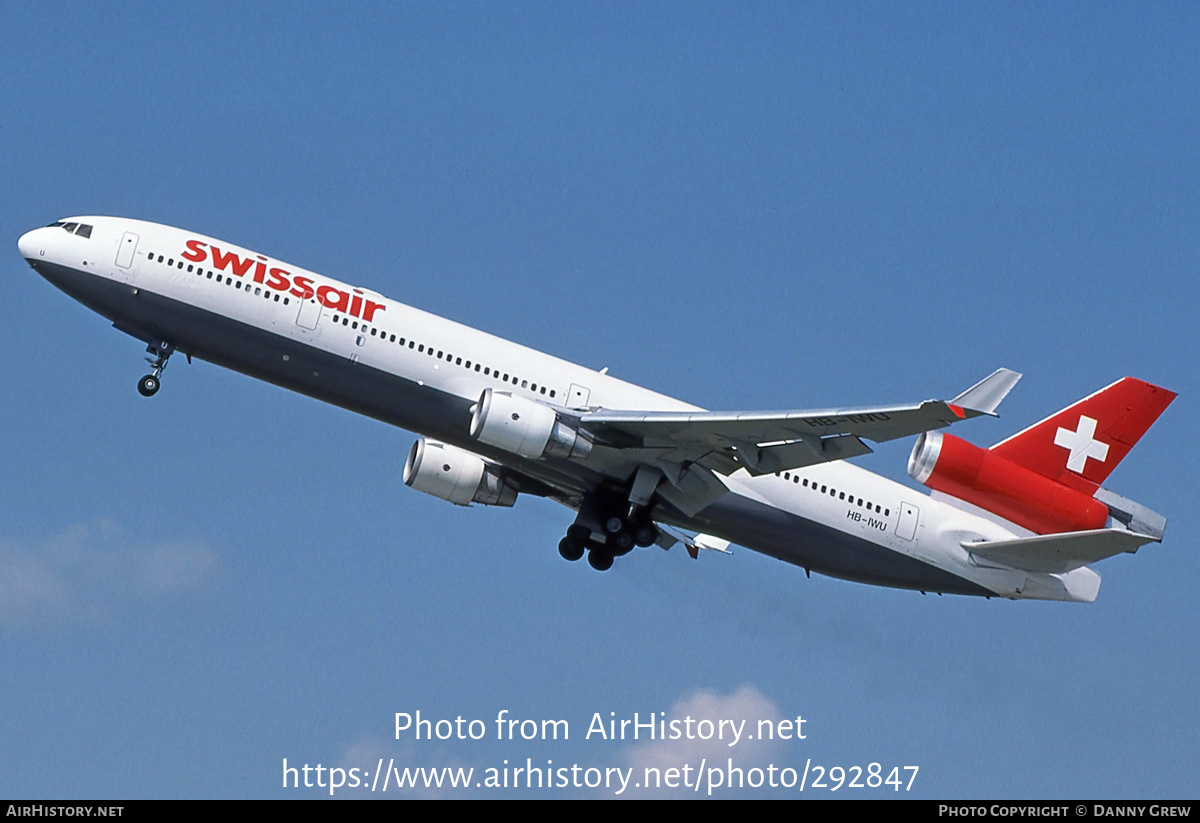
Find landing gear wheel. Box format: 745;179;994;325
137;375;160;397
633;523;658;548
610;530;635;555
138;339;174;397
603;515;625;535
587;548;614;571
558;536;585;562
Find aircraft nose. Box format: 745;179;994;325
18;227;42;260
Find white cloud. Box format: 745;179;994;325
619;683;786;797
333;735;465;800
0;521;221;626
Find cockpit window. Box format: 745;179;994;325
45;221;93;237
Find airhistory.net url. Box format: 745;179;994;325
282;757;918;796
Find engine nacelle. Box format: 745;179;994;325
403;438;518;507
469;388;592;460
908;431;1108;535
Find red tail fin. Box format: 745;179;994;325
990;378;1175;494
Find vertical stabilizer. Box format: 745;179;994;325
989;378;1175;494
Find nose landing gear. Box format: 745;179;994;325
137;339;174;397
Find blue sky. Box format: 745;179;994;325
2;2;1197;798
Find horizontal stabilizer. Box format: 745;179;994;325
963;529;1159;575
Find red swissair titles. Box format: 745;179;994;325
181;239;386;322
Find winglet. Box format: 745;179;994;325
951;368;1022;416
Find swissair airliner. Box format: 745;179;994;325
17;217;1176;601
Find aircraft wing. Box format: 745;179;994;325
580;368;1020;476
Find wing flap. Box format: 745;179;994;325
655;523;733;558
735;434;873;476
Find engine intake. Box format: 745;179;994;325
908;431;1108;535
469;388;592;460
403;438;517;507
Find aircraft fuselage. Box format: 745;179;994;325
17;217;1115;601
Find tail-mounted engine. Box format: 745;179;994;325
908;431;1108;534
469;388;593;461
403;438;518;507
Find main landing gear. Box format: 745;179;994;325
137;339;174;397
557;493;660;572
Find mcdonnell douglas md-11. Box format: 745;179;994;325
17;217;1176;601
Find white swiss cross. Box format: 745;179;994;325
1054;415;1110;474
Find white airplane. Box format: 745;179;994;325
17;217;1176;602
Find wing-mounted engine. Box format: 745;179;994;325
469;388;593;461
908;431;1108;535
403;438;518;507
